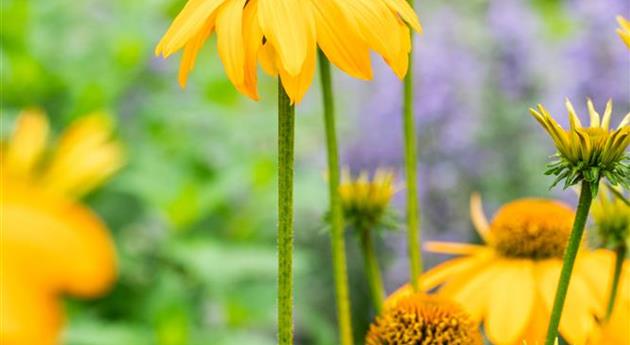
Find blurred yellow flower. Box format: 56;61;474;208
387;195;607;345
530;99;630;192
339;168;397;231
155;0;422;103
1;109;122;345
617;16;630;49
366;293;482;345
591;186;630;249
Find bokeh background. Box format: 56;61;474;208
1;0;629;344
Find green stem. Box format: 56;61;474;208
403;0;422;292
544;182;594;345
318;50;354;345
277;80;295;345
605;245;626;321
359;228;385;313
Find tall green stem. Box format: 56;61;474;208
318;50;354;345
605;245;626;321
544;182;593;345
403;0;422;291
359;228;385;312
277;80;295;345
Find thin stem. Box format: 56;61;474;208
359;228;385;313
277;80;295;345
544;182;594;345
318;50;354;345
605;245;626;321
403;0;422;291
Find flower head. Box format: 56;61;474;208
529;99;630;194
591;185;630;249
366;293;482;345
339;168;397;231
1;109;122;344
155;0;422;103
387;195;608;345
617;16;630;49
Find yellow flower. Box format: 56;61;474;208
1;109;122;345
155;0;422;103
617;16;630;49
366;293;482;345
387;195;607;345
339;168;397;231
591;186;630;249
588;258;630;345
530;99;630;193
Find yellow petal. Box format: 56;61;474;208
240;0;263;99
381;0;422;32
215;0;247;94
384;17;411;79
258;43;279;76
257;0;314;76
40;112;123;197
278;42;316;104
441;259;501;321
424;241;485;255
335;0;402;74
4;108;49;178
470;192;490;242
536;259;598;345
178;17;215;87
0;262;62;345
600;99;613;130
587;98;601;128
2;181;117;297
421;251;492;290
311;0;372;80
156;0;225;56
485;260;535;344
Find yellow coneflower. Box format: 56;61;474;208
1;109;122;345
617;16;630;49
366;293;482;345
529;99;630;193
387;195;607;345
155;0;422;103
339;168;397;231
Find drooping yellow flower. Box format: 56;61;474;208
591;186;630;249
387;195;607;345
529;99;630;193
339;168;397;231
155;0;422;103
1;109;122;345
617;16;630;49
366;293;482;345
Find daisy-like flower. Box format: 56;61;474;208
617;16;630;49
530;99;630;195
339;168;398;231
155;0;422;103
591;186;630;249
1;109;122;345
387;195;607;345
366;293;482;345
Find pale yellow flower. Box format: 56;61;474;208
617;16;630;49
387;195;608;345
155;0;422;103
588;258;630;345
1;109;123;345
366;293;482;345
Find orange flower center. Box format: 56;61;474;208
489;199;575;259
366;294;482;345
